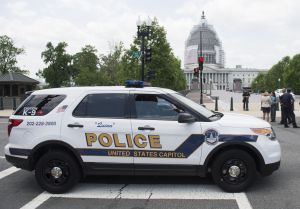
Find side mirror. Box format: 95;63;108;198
178;113;196;123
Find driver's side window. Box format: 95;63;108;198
134;94;183;120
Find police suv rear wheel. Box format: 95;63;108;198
212;149;256;192
35;151;80;194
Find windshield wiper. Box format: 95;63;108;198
208;112;224;119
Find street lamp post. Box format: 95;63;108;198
136;16;152;81
276;78;281;111
198;31;203;104
209;79;212;96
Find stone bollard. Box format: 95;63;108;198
13;97;17;110
230;97;233;111
0;97;3;110
215;97;218;111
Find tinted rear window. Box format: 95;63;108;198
15;95;66;116
73;93;126;118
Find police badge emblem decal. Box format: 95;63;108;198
204;129;219;145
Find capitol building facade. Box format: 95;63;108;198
184;13;267;91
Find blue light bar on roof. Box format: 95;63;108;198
125;80;144;88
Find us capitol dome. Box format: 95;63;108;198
184;12;224;69
183;12;267;91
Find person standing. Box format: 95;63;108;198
261;91;271;122
279;88;291;124
270;91;278;122
281;88;299;128
242;90;250;110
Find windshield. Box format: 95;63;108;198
170;93;214;118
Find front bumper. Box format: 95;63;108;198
260;161;280;176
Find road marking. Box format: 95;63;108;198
0;156;5;159
234;192;253;209
0;167;20;180
20;192;52;209
20;184;253;209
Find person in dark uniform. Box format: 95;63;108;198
279;88;292;124
242;90;250;110
281;88;298;128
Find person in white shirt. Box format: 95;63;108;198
261;91;271;121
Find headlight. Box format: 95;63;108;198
251;127;276;140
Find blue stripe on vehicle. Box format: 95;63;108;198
219;134;258;142
78;149;134;156
175;134;205;156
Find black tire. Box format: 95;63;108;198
35;150;80;194
211;149;256;192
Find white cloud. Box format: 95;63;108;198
0;0;299;78
6;1;36;17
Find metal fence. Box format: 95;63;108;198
0;97;24;110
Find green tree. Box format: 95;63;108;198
38;19;186;90
118;45;140;83
285;54;300;94
264;56;290;90
99;43;126;86
73;45;102;86
126;18;186;91
37;42;73;88
0;35;26;74
251;55;300;94
252;73;267;93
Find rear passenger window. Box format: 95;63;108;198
15;95;66;116
73;94;126;118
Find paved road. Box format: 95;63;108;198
0;116;300;209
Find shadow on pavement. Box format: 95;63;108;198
81;175;215;186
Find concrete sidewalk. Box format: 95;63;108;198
186;90;300;118
202;102;295;118
0;110;13;118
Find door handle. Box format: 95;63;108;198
67;123;84;128
138;126;155;131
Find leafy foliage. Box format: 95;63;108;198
73;45;101;86
284;54;300;94
37;42;73;88
0;35;27;74
98;43;126;86
128;18;186;91
251;55;300;94
37;19;186;91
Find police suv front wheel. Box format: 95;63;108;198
35;151;81;194
211;149;256;192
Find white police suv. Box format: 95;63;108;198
5;81;281;193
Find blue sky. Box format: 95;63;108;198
1;0;300;78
